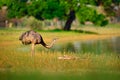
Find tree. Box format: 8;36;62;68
2;0;113;30
61;0;109;30
0;0;10;7
27;0;65;20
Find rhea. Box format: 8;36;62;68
19;30;57;56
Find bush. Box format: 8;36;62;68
93;14;108;26
22;16;43;30
76;6;108;26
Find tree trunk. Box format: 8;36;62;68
96;0;103;6
63;10;75;30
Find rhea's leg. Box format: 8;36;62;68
31;43;35;57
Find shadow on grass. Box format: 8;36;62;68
72;30;99;34
0;28;98;34
40;29;99;34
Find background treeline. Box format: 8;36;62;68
0;0;120;30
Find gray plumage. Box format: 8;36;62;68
19;30;57;56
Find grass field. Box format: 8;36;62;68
0;26;120;80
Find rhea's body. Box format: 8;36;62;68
19;30;57;56
19;30;46;46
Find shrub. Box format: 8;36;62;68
22;16;43;30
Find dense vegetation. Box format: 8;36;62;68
0;0;120;80
0;0;120;30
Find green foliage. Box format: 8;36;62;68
113;0;120;4
76;6;108;26
7;0;27;18
1;0;114;29
25;0;65;20
0;0;11;8
0;0;4;8
41;0;65;19
60;0;108;26
93;14;108;26
27;0;45;20
76;7;96;24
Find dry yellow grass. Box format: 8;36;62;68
0;27;120;73
0;27;120;80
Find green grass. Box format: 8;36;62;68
0;27;120;80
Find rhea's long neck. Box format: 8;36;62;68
45;39;56;49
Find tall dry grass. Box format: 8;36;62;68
0;27;120;80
